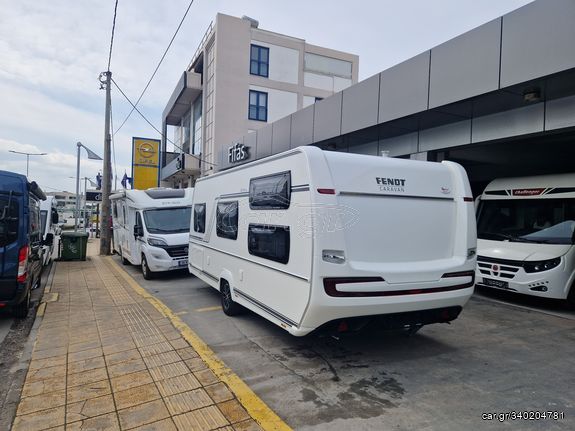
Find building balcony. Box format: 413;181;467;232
163;71;202;126
161;152;201;181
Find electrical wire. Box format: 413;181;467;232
113;0;195;136
107;0;119;72
111;77;217;167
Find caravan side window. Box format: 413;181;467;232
248;224;290;264
216;201;238;240
193;203;206;233
249;171;291;210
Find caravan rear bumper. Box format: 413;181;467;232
296;279;474;336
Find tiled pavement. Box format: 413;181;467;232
12;242;265;431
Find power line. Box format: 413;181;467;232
107;0;119;71
111;77;217;167
113;0;195;136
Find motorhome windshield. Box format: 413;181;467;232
477;198;575;245
0;197;19;247
143;207;191;234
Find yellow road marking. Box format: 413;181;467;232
106;256;291;431
175;311;188;315
195;306;222;312
36;302;46;317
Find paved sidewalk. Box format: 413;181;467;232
11;241;275;431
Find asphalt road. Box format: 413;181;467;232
117;258;575;431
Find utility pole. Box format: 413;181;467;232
100;71;112;255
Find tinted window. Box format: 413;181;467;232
143;207;191;234
193;203;206;233
217;201;238;240
249;171;291;210
248;224;290;264
0;197;19;247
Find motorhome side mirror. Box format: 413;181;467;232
134;225;143;238
44;233;54;246
52;212;59;224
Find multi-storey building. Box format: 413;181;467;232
160;13;359;187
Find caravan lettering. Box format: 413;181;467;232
375;177;406;192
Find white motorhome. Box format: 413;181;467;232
111;188;194;279
476;173;575;305
40;196;58;266
188;146;477;336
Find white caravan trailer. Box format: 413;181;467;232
40;196;58;266
111;188;193;279
476;173;575;305
188;146;477;336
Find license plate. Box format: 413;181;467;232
178;260;187;267
482;277;509;289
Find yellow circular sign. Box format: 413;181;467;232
138;142;156;158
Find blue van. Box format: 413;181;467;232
0;170;46;318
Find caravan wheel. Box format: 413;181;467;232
221;281;242;316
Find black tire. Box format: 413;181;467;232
221;280;242;316
13;289;30;319
120;249;129;265
141;255;154;280
567;284;575;309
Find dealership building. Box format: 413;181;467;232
160;13;358;187
218;0;575;195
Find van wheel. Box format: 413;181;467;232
13;290;30;319
141;256;154;280
221;281;242;316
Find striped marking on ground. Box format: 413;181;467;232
106;256;292;431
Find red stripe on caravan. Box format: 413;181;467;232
317;188;336;195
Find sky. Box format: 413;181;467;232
0;0;534;193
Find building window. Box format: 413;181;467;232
216;201;238;240
250;44;269;77
193;203;206;233
249;171;291;210
249;90;268;122
248;224;290;264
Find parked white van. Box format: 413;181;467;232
111;188;193;279
476;173;575;305
188;146;477;336
40;196;58;266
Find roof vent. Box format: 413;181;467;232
242;15;259;28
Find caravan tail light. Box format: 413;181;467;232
317;188;336;195
17;245;29;283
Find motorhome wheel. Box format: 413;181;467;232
141;256;154;280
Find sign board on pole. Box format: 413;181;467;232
86;191;103;202
132;137;160;190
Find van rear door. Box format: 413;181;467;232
321;153;471;283
0;191;21;300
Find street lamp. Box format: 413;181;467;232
69;176;99;232
8;150;47;177
75;142;102;232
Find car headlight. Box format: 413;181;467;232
147;237;167;247
523;257;561;273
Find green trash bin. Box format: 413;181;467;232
60;231;89;261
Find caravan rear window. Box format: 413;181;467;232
193;203;206;233
217;201;238;240
249;171;291;210
248;224;290;264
